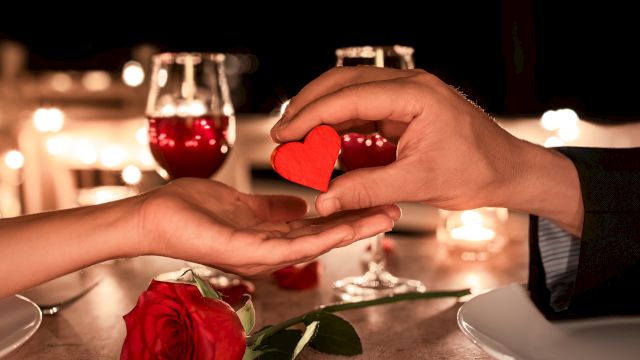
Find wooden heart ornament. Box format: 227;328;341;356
271;125;340;192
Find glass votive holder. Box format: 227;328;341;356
437;207;509;261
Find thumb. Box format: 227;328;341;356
315;164;405;216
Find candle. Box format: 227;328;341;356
437;208;508;261
450;210;496;242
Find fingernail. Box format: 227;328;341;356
383;208;400;221
320;197;341;215
270;124;281;142
379;204;402;221
342;232;354;242
387;220;395;232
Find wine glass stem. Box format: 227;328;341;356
367;233;386;275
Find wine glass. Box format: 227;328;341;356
332;45;426;301
146;52;235;278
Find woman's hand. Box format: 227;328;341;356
0;178;398;297
139;178;400;276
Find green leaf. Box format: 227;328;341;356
292;321;319;359
236;295;256;335
252;329;303;360
250;326;271;348
302;312;362;355
190;270;221;300
243;348;263;360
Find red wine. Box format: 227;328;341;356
339;133;397;172
148;115;230;179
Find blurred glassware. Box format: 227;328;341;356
332;46;426;301
146;52;236;278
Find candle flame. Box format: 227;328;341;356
451;210;495;242
460;210;483;227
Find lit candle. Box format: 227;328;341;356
450;210;496;242
438;207;508;261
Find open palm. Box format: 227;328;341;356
140;178;399;276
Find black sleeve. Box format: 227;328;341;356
528;147;640;320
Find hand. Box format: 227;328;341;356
138;178;400;276
270;67;583;234
271;67;519;212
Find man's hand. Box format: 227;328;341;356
271;66;583;235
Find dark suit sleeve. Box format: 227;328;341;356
528;147;640;320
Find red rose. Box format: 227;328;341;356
273;261;321;290
121;280;246;360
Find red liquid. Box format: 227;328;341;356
339;133;397;172
148;115;230;179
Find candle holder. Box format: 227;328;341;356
437;207;509;261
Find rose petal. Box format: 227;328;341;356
213;280;256;307
273;261;321;290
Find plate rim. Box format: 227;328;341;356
457;283;522;360
0;295;43;358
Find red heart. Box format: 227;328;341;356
271;125;340;192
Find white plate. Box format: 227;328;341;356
458;284;640;360
0;295;42;358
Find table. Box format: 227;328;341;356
7;213;529;359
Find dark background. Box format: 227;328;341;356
2;2;639;122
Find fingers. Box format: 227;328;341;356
252;224;354;265
331;120;378;136
263;212;395;264
193;206;397;273
315;163;408;216
287;204;401;230
376;121;409;142
307;211;395;245
273;80;425;143
240;193;308;222
332;212;395;246
277;67;416;128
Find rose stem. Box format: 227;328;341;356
249;288;471;346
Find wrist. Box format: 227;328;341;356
76;194;148;260
501;140;584;235
87;195;146;259
132;189;171;258
125;194;153;257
